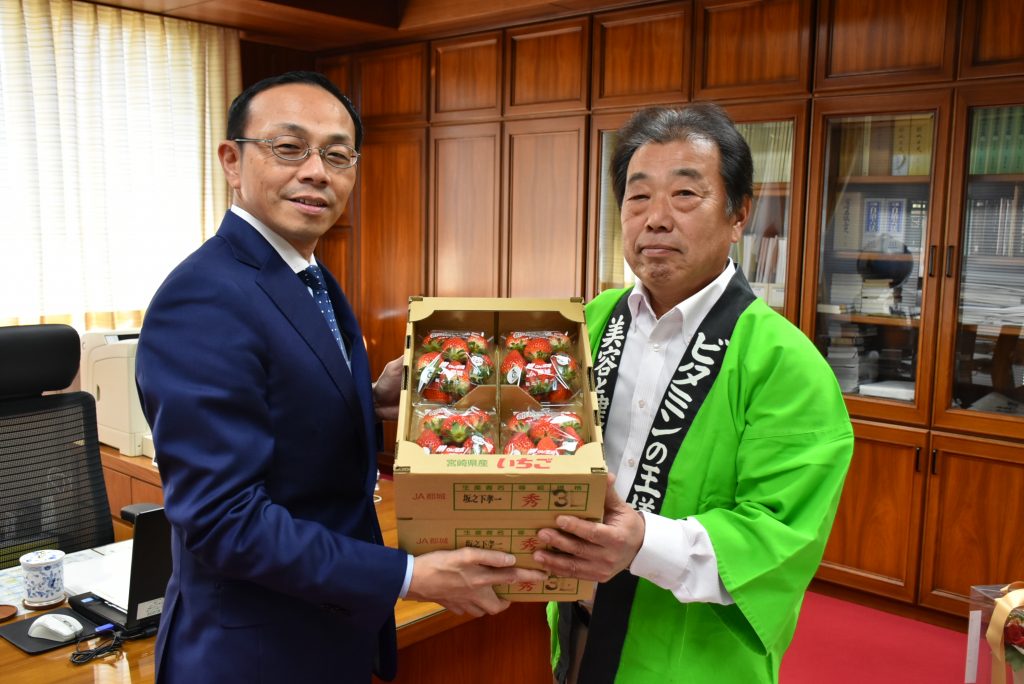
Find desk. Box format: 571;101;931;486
0;477;550;683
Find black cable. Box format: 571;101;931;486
70;626;123;664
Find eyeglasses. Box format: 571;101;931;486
232;134;360;169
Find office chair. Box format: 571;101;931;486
0;324;114;569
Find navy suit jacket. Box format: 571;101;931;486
136;211;407;683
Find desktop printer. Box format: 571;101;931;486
80;331;154;458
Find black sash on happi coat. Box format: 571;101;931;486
569;269;756;684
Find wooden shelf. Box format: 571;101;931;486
817;311;921;328
839;174;930;185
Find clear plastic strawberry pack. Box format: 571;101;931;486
499;330;580;404
413;405;497;454
413;330;495;404
502;409;586;455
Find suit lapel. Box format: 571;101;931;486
215;214;364;425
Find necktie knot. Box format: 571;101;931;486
298;265;327;293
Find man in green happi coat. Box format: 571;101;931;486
533;104;854;684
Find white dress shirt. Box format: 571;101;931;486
603;261;736;605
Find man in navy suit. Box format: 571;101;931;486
135;71;544;683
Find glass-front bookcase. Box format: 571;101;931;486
803;92;950;425
588;102;807;321
933;87;1024;439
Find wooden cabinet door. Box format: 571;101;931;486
429;122;502;297
357;126;426;374
430;32;502;123
958;0;1024;79
354;43;428;125
817;420;928;602
694;0;812;101
918;432;1024;615
814;0;958;91
505;18;589;117
591;2;691;110
503;116;587;297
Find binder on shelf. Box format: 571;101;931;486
868;119;894;176
907;115;932;176
891;116;912;176
834;191;863;251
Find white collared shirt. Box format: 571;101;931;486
604;261;736;605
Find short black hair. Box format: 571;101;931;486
226;70;363;150
610;103;753;217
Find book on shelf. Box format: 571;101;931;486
863;197;884;245
768;285;785;308
1015;107;1024;174
858;380;915;401
817;302;853;314
833;191;863;250
838;119;868;177
907;115;932;176
774;237;788;285
868;119;894;176
884;198;907;247
891;116;912;176
995;107;1017;175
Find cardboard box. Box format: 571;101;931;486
394;297;607;601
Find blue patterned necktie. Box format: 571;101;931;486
297;264;350;367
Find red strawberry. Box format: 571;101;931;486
420;333;446;352
551;354;578;383
441;337;469;362
550;412;583;432
420;383;450;404
559;425;584;445
548;332;572;353
440;363;471;398
503;432;535;454
416;429;443;452
528;418;561;443
535;436;559;453
547;384;574;403
468;353;494;384
467;334;490;355
524;363;555;398
469;435;496;454
500;350;526;385
441;415;470;445
462;408;490;434
419;410;446;434
505;413;533;434
523;337;553;362
415;351;442;389
505;332;529;353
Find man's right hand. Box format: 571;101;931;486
405;548;548;617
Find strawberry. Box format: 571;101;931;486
503;432;535;454
523;337;553;362
500;350;526;385
441;415;470;445
468;353;494;384
551;354;579;384
420;332;446;352
415;351;442;389
547;384;574;403
505;413;533;434
440;363;471;398
559;425;584;445
462;408;490;434
505;332;529;353
467;334;490;355
548;331;572;353
419;410;446;434
416;429;443;453
535;436;559;453
441;337;469;362
524;363;555;398
550;412;583;432
528;418;561;443
469;435;496;454
420;383;450;404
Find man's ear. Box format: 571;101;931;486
730;195;752;243
218;141;242;191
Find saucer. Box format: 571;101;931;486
22;594;66;611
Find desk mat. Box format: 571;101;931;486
0;607;101;654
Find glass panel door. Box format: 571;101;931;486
951;105;1024;416
814;113;933;402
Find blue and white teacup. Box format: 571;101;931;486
20;549;66;607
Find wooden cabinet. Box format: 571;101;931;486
819;420;927;602
814;0;958;91
100;447;163;541
354;43;428;125
802;90;952;426
918;432;1024;614
505;18;589;117
694;0;812;101
591;2;691;110
429;122;502;297
503;116;588;297
430;32;502;123
958;0;1024;80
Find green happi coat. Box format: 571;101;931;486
549;287;854;683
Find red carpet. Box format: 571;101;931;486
782;591;979;683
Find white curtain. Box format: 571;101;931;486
0;0;241;330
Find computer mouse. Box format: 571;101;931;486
27;613;84;642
